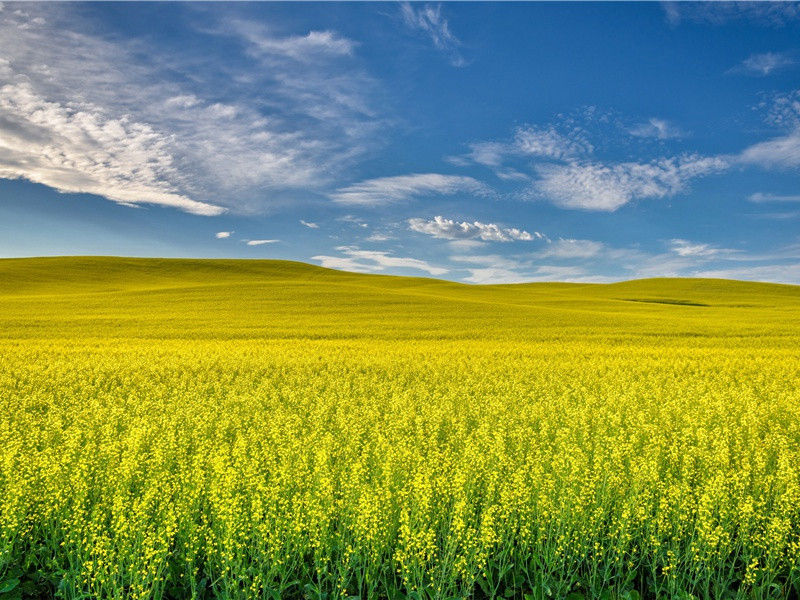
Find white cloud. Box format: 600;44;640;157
669;238;738;258
495;168;530;182
463;268;531;284
539;239;604;259
738;129;800;168
312;255;379;273
692;264;800;284
0;81;225;216
451;253;608;284
532;265;589;279
464;142;507;167
0;5;382;215
663;2;800;26
449;254;530;284
246;239;280;246
365;233;393;242
408;216;542;242
215;231;232;239
461;125;591;169
513;125;593;160
731;52;796;76
448;239;487;250
300;220;319;228
313;245;447;275
400;3;464;66
749;192;800;203
532;155;729;211
762;90;800;129
629;118;685;140
330;173;491;206
234;25;356;61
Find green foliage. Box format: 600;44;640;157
0;257;799;600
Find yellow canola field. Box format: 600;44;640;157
1;257;799;600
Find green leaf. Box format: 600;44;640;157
0;578;20;594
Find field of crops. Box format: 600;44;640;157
1;257;799;600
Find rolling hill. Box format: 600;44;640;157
0;256;798;341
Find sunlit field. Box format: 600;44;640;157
1;257;799;600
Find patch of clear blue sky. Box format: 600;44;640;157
1;2;799;283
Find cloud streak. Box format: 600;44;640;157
313;245;447;275
246;239;280;246
330;173;491;206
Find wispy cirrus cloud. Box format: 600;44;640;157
539;239;605;259
749;192;800;203
669;238;739;258
0;79;225;216
330;173;491;206
513;125;593;160
0;4;383;215
313;245;447;275
663;2;800;27
455;125;592;168
629;118;686;140
408;216;543;242
215;231;233;239
531;155;729;211
736;89;800;169
400;3;465;66
232;25;356;61
300;220;320;228
730;51;796;76
738;130;800;168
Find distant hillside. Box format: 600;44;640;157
1;256;798;341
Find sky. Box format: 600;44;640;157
1;2;800;284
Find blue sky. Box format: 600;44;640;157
2;2;800;283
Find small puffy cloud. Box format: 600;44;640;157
300;220;319;228
629;118;685;140
246;239;280;246
730;51;796;76
539;239;604;259
330;173;491;206
532;155;729;211
313;245;447;275
408;216;543;242
215;231;232;239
